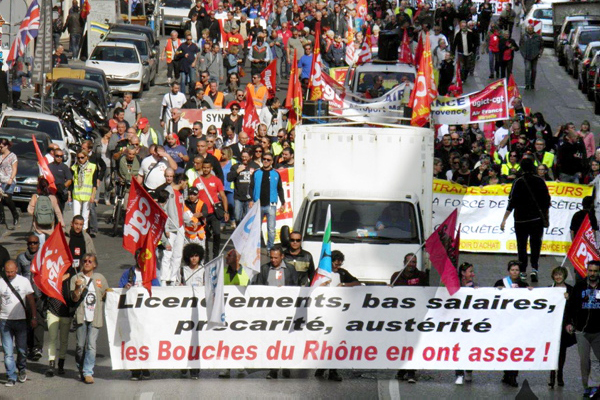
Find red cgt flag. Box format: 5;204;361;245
243;86;261;145
260;59;277;99
398;29;413;65
308;22;324;100
357;0;367;19
123;178;168;255
137;233;158;295
30;226;73;304
425;209;461;295
409;33;437;127
567;215;600;278
507;74;520;109
32;135;57;194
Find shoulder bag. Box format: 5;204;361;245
199;178;225;219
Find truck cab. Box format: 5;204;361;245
344;60;416;98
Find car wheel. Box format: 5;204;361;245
143;80;150;91
588;86;595;101
579;76;583;90
573;64;578;79
595;97;600;115
150;70;156;87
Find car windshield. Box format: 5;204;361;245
580;30;600;46
105;37;148;56
303;200;419;244
163;0;192;8
0;135;46;157
533;9;551;20
52;82;104;104
1;117;61;141
90;46;139;63
355;71;415;95
111;28;153;44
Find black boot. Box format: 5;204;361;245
57;359;65;375
557;370;564;386
548;371;555;388
45;360;55;378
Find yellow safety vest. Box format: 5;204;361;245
224;267;250;286
533;152;555;170
71;162;97;202
185;168;201;187
501;161;521;176
184;200;206;241
137;128;159;145
165;39;182;63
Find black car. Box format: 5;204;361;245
50;78;111;113
0;128;52;207
54;65;112;97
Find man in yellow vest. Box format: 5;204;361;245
183;187;207;246
161;30;182;84
247;74;268;108
137;118;163;148
70;150;97;230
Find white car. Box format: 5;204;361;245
0;110;74;165
86;42;146;97
160;0;192;32
521;4;553;42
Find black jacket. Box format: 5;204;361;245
283;249;316;287
506;174;551;223
567;280;600;333
453;30;478;54
252;262;299;286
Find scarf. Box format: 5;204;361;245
77;161;89;188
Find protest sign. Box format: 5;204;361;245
105;286;565;370
432;179;591;255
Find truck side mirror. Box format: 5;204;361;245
280;225;290;248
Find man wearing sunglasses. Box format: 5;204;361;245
283;231;315;286
249;152;285;251
48;149;73;212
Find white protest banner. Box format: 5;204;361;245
431;80;509;125
432;179;591;255
105;286;565;370
201;109;241;135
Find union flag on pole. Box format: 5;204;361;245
308;22;324;100
398;29;413;65
260;59;277;99
345;27;356;66
311;205;332;287
507;74;520;109
30;226;73;304
567;215;599;278
136;232;158;295
243;86;261;144
32;134;57;194
425;209;461;295
414;32;424;66
285;49;302;129
356;0;368;19
409;33;437;127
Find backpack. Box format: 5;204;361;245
34;195;55;226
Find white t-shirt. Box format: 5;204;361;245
138;156;169;190
161;92;187;122
133;270;144;288
0;275;34;320
176;265;205;287
494;127;509;159
83;277;97;322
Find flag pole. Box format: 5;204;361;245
389;241;428;287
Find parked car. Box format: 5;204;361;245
86;42;146;97
160;0;192;31
0;128;52;207
565;26;600;78
556;15;600;66
54;65;111;98
102;32;158;88
579;41;600;93
586;51;600;101
50;78;111;113
107;23;161;59
521;4;553;43
0;110;74;165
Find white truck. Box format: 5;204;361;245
283;122;434;284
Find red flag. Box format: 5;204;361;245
425;209;461;295
415;32;425;66
260;59;277;99
32;134;57;194
123;178;168;255
357;0;368;19
261;0;273;20
398;29;413;65
30;226;73;304
137;233;158;295
81;0;91;19
243;86;260;144
507;74;520;109
454;57;463;96
218;19;228;49
567;215;599;278
356;38;372;65
285;49;302;128
409;34;437;126
308;22;324;100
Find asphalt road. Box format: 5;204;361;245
0;29;597;399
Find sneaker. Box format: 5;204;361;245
282;369;291;378
32;348;42;361
328;370;343;382
455;375;464;385
219;369;231;378
5;380;15;387
84;375;94;384
531;270;538;283
236;369;248;378
395;371;406;380
465;371;472;382
142;370;150;379
130;371;141;381
18;369;27;383
406;372;416;383
315;369;325;378
266;370;278;379
519;272;527;282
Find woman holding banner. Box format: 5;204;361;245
455;262;477;385
548;266;575;388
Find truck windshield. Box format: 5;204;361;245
355;71;415;95
304;200;419;243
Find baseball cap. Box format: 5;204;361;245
137;117;149;129
188;187;199;195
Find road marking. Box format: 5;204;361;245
377;379;401;400
138;392;154;400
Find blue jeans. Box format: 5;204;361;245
261;205;276;250
180;71;191;95
234;199;249;223
76;322;100;377
70;33;81;59
0;319;28;382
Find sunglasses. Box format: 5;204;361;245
55;154;64;158
84;259;95;264
27;241;39;245
77;156;86;160
232;107;240;111
255;149;263;153
262;158;273;162
289;238;301;242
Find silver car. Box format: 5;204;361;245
102;32;158;90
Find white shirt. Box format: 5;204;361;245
83;276;96;322
429;32;448;48
259;108;284;136
0;275;33;320
161;92;187;122
138;156;169;190
176;265;205;287
494;127;510;159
